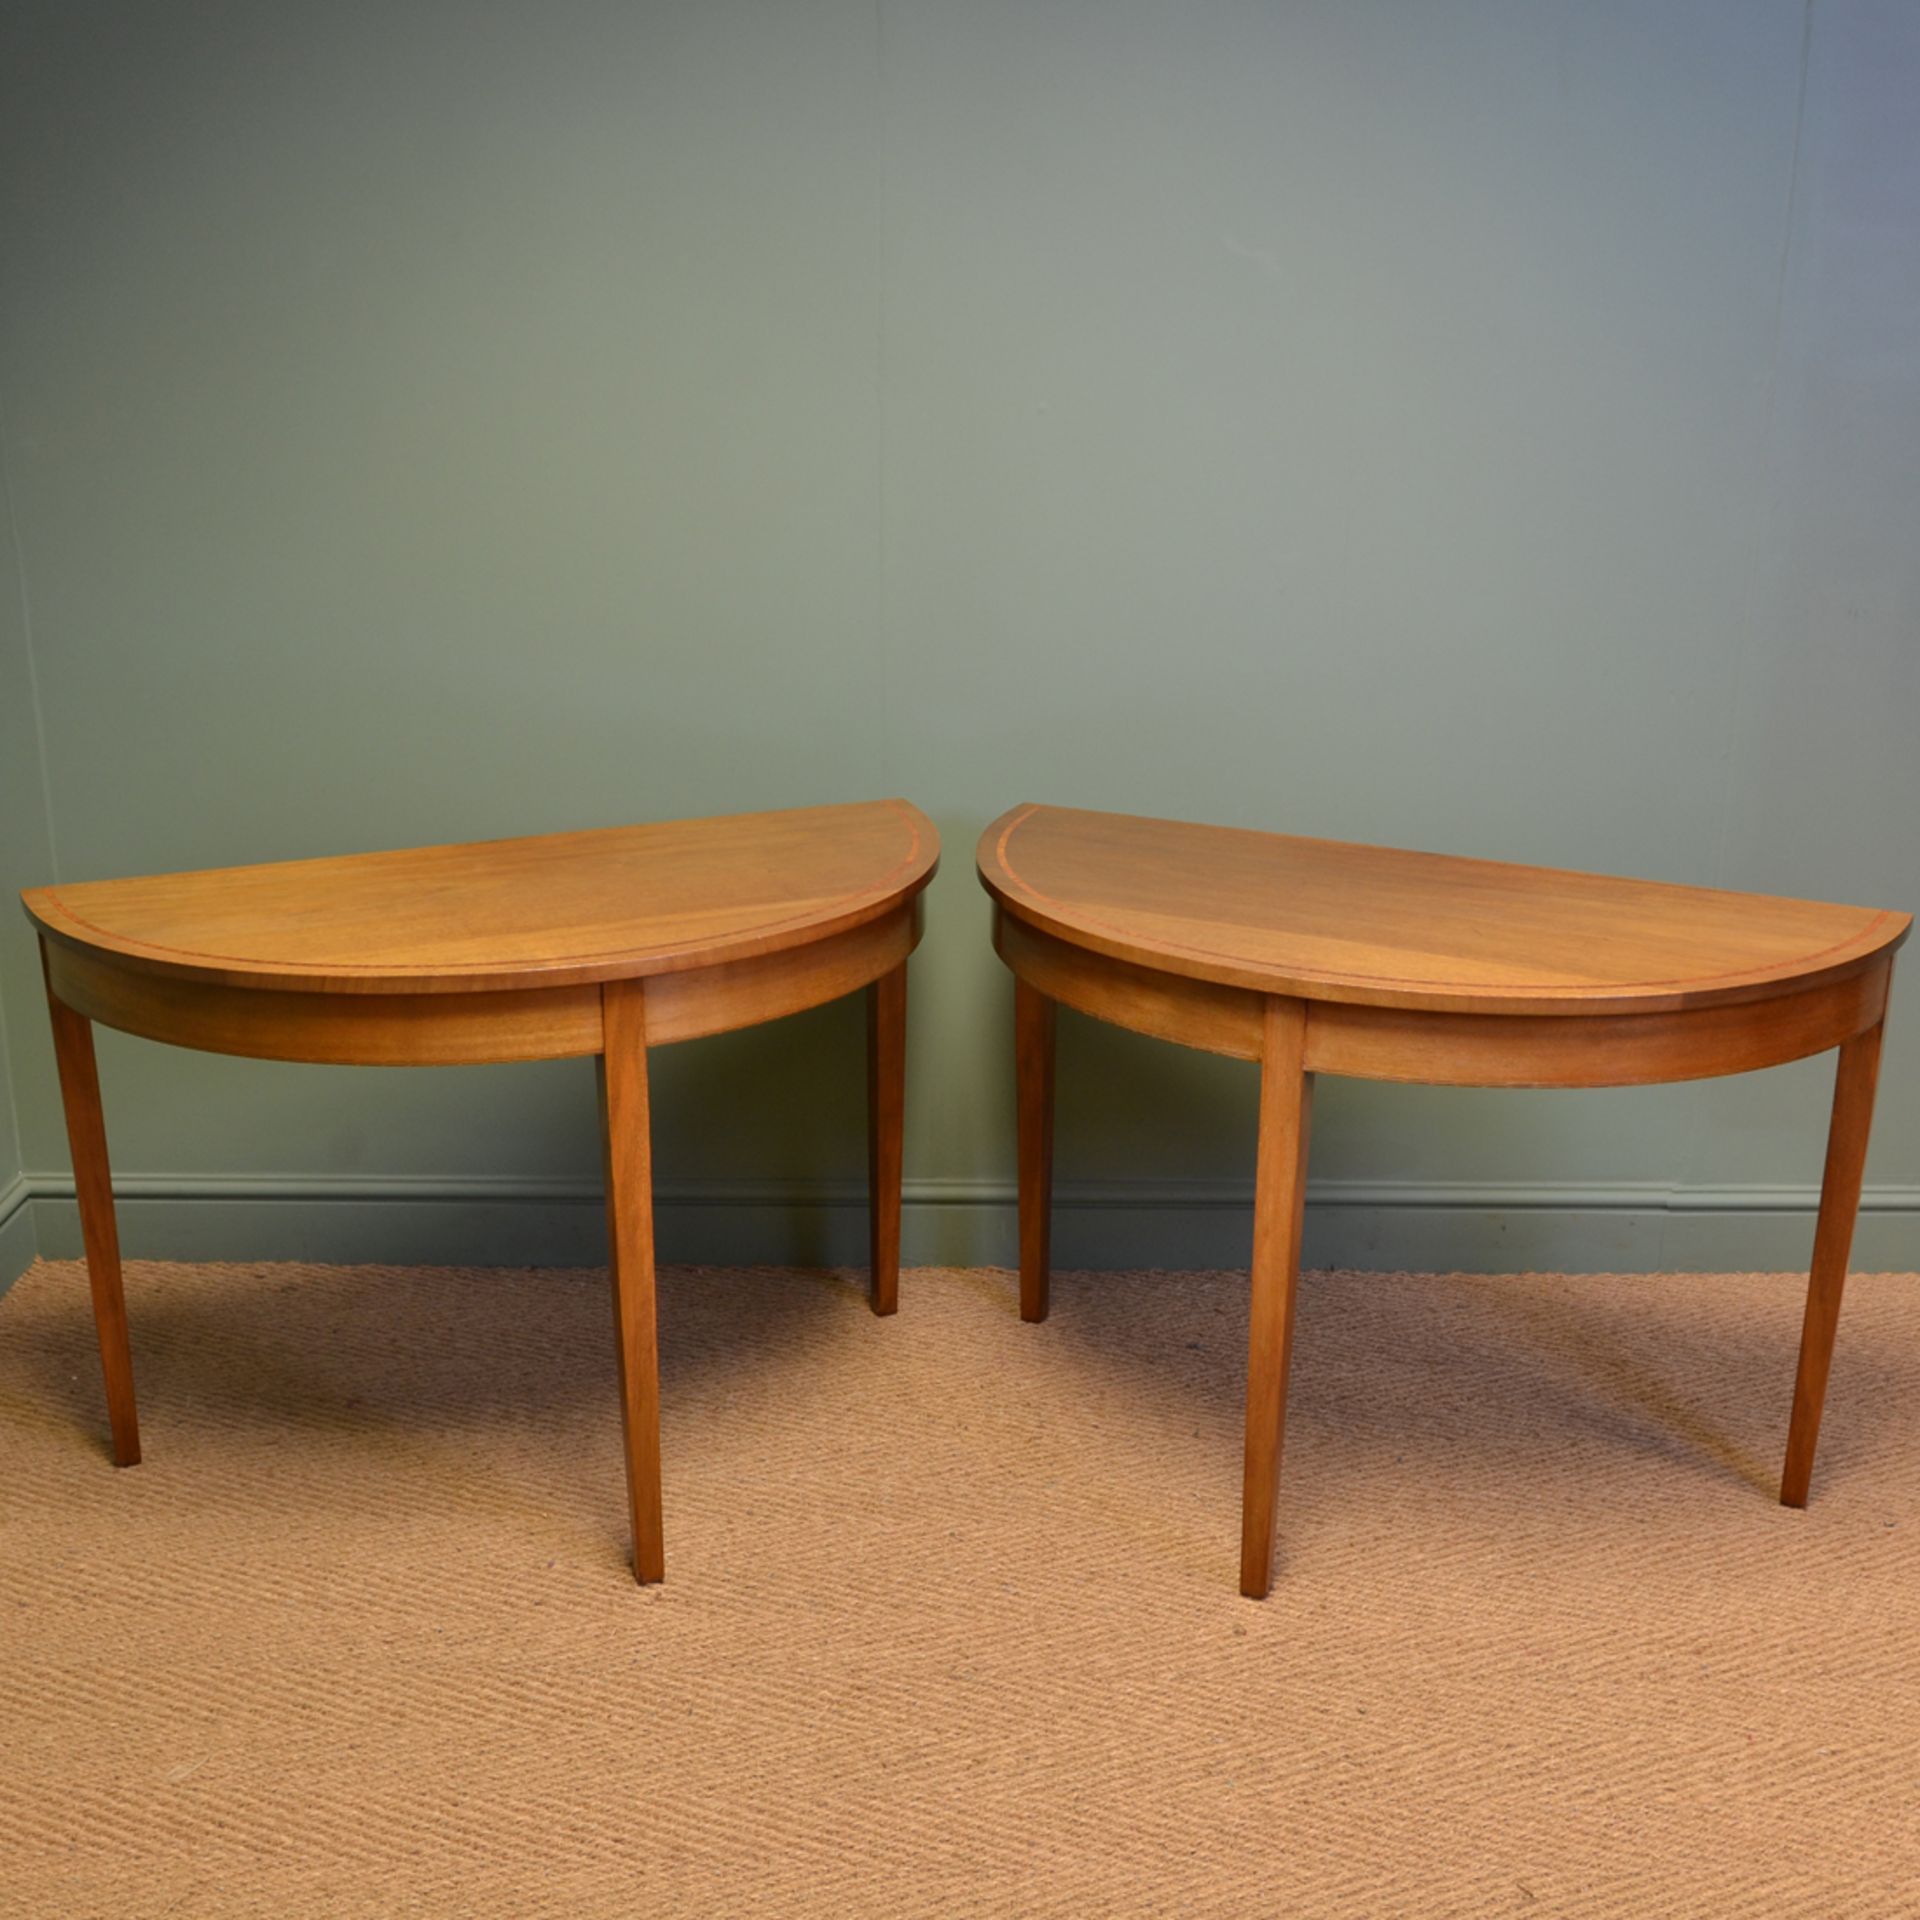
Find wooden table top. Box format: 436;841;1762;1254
978;804;1908;1016
24;801;938;995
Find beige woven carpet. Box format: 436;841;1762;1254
2;1259;1917;1917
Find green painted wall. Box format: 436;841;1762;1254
2;392;43;1282
2;0;1916;1281
0;997;23;1283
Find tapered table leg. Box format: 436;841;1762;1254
1780;1019;1886;1508
598;979;665;1584
1015;978;1056;1323
1241;996;1314;1598
866;962;907;1316
42;953;141;1467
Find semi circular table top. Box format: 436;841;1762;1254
25;800;939;996
978;804;1908;1018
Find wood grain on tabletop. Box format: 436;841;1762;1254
978;804;1908;1016
22;800;939;995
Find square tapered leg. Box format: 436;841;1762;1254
598;978;665;1584
1240;996;1314;1599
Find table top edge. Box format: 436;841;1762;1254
976;804;1909;1017
24;800;940;996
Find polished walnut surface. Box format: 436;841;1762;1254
979;803;1908;1017
25;799;937;996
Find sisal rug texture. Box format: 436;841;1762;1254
1;1258;1917;1917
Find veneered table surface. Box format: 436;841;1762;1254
24;800;938;996
978;804;1907;1017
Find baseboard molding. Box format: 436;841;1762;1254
0;1174;35;1291
6;1171;1919;1286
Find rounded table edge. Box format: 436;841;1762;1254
40;895;928;1069
21;804;941;997
975;830;1908;1019
989;900;1895;1088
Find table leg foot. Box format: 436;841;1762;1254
599;980;665;1584
866;963;907;1317
1780;1018;1885;1508
1241;997;1313;1599
1016;979;1056;1323
44;949;140;1468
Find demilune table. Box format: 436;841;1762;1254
25;800;939;1583
978;804;1909;1598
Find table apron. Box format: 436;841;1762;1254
994;907;1267;1059
993;908;1889;1087
645;899;921;1047
1305;966;1888;1086
43;900;923;1067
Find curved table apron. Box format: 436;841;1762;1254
42;896;922;1068
980;804;1907;1600
28;800;938;1586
